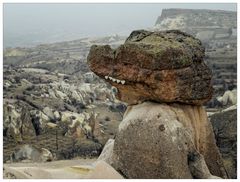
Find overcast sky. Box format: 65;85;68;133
3;3;237;47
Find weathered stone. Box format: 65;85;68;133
111;102;227;179
87;161;123;179
3;104;23;142
10;144;53;163
43;107;55;121
87;30;213;105
53;111;61;120
188;152;221;179
97;139;114;165
3;102;35;142
217;89;237;106
210;108;237;179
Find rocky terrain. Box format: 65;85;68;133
3;9;237;179
3;35;127;162
210;106;237;179
3;34;125;75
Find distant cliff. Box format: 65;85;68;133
155;8;236;28
154;9;237;40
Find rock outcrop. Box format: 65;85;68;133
10;144;53;163
88;30;227;179
3;69;123;162
88;30;213;105
217;89;237;106
97;139;114;165
3;101;36;142
103;102;226;178
210;108;237;178
155;9;236;38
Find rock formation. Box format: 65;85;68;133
217;89;237;106
154;9;236;38
3;68;123;162
88;30;213;105
110;102;225;178
10;144;53;163
210;108;237;178
3;101;36;142
87;30;228;179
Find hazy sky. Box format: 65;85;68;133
3;3;237;47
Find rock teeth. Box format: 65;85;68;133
105;76;126;85
121;80;125;84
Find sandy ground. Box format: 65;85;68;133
3;158;97;179
4;158;97;168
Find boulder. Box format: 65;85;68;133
88;30;213;105
60;111;98;139
10;144;53;163
53;111;61;120
217;89;237;106
97;139;114;165
43;107;55;121
210;108;237;179
110;102;227;179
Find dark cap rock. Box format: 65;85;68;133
87;30;213;105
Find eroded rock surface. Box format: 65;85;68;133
110;102;227;179
210;108;237;179
88;30;213;105
97;139;114;165
10;144;53;163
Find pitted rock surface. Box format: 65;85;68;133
110;102;227;179
87;30;213;105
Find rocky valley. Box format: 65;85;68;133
3;35;127;162
3;8;237;179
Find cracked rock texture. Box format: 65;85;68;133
87;30;213;105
